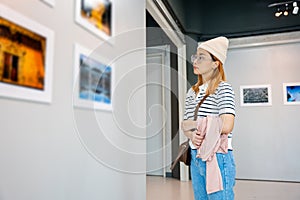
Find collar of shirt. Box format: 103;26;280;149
199;82;208;93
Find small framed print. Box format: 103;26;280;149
40;0;55;7
0;4;54;103
283;82;300;105
73;43;113;111
75;0;112;41
240;84;272;106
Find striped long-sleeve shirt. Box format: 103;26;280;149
184;81;235;149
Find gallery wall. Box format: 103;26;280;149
0;0;146;200
225;33;300;182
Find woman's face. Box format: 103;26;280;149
192;49;217;76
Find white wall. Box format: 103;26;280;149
226;33;300;182
0;0;146;199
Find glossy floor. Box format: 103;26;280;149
147;176;300;200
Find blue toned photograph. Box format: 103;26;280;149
79;54;111;104
286;85;300;103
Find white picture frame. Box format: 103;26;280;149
0;4;54;103
73;43;113;111
240;84;272;106
40;0;55;7
75;0;113;41
283;82;300;105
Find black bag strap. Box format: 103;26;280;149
193;94;209;121
170;94;209;170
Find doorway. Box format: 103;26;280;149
146;1;187;180
146;45;171;177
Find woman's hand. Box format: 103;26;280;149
191;130;204;149
183;129;203;149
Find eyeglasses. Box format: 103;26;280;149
191;54;212;63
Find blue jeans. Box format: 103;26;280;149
190;149;236;200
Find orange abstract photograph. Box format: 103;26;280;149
80;0;112;36
0;16;46;91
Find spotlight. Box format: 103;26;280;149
283;4;289;16
275;8;283;17
293;2;299;14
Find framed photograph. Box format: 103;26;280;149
73;43;113;111
240;84;272;106
0;4;54;103
40;0;55;7
283;82;300;105
75;0;112;41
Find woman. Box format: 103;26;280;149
183;36;236;200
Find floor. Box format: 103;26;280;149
146;176;300;200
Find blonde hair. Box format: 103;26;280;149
192;54;227;95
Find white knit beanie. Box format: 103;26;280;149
197;36;229;64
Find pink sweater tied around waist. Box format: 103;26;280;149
196;116;228;194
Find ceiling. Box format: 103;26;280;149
154;0;300;41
